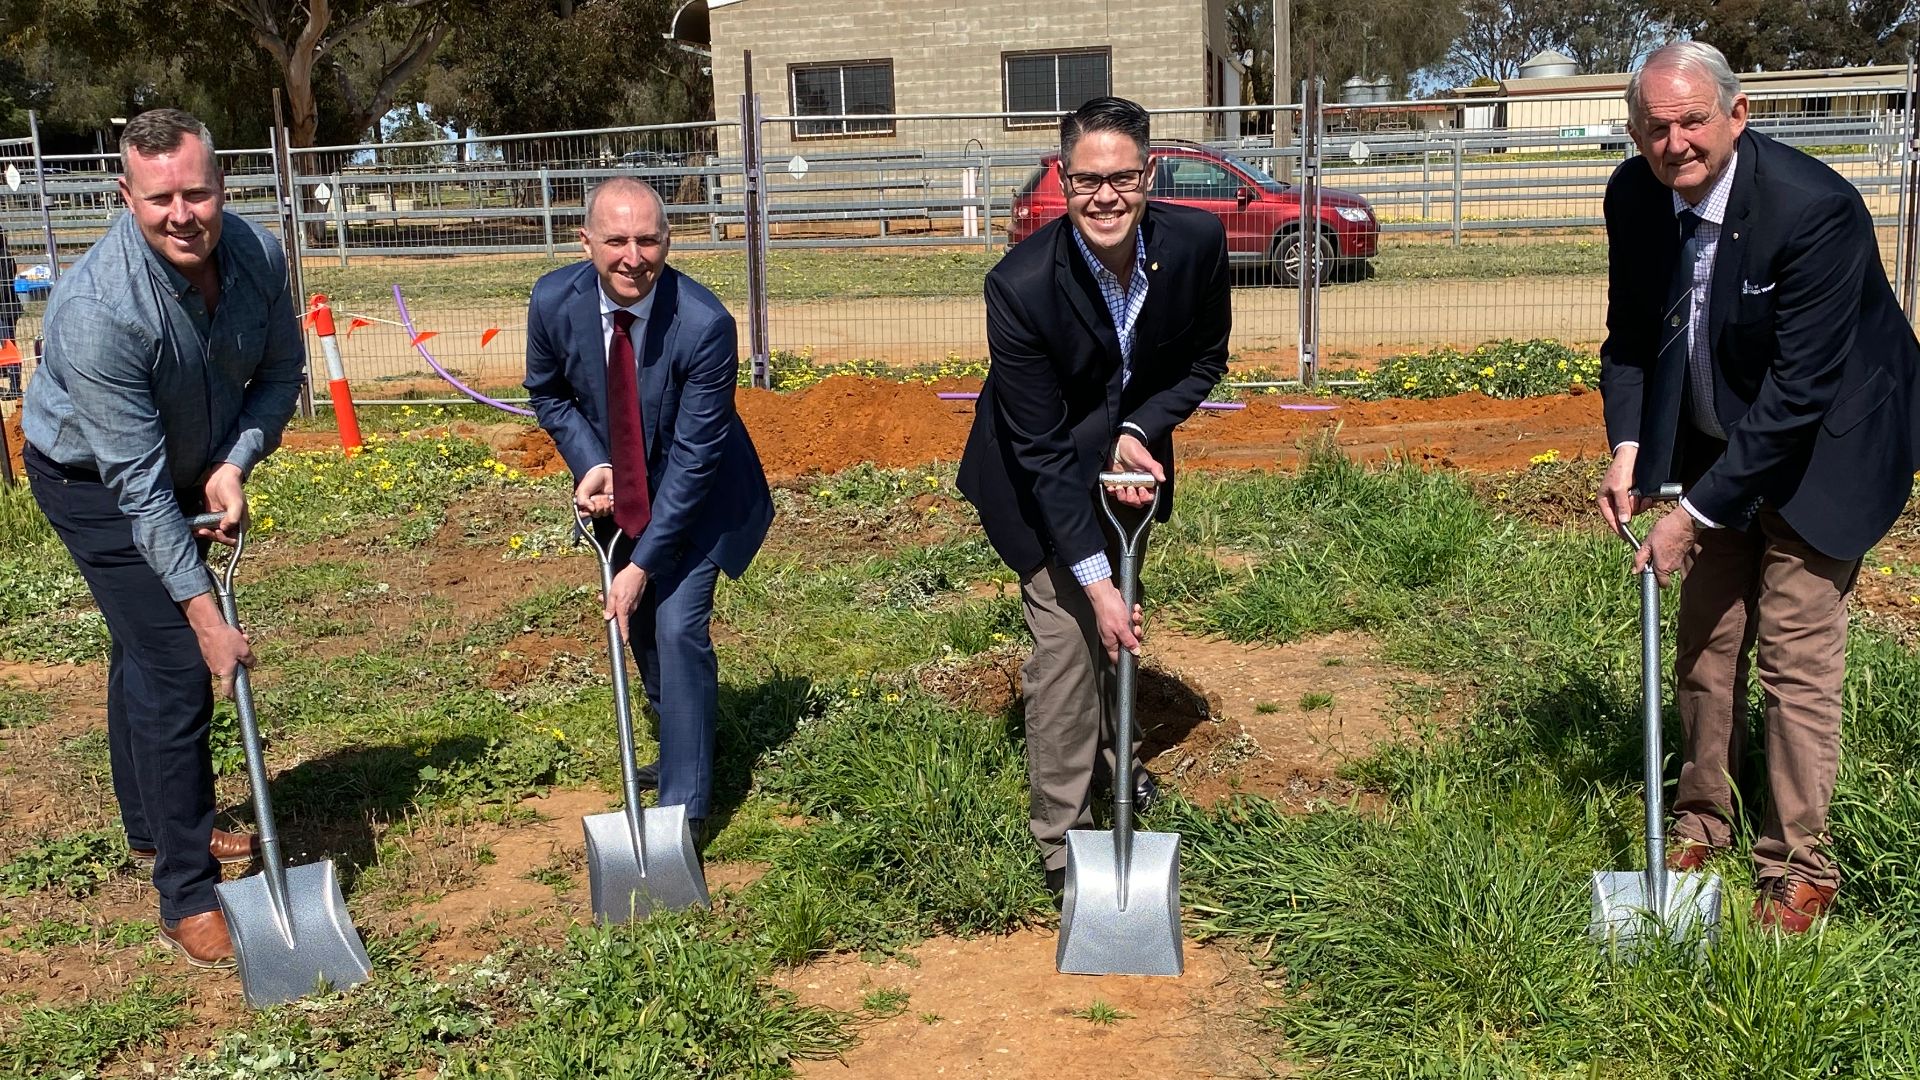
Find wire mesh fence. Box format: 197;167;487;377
3;69;1918;417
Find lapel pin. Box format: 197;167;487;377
1150;262;1159;271
1732;232;1740;240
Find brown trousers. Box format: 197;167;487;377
1019;557;1148;872
1671;507;1859;889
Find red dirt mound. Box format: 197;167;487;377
3;407;22;480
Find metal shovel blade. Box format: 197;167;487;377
1589;869;1724;954
1056;828;1183;977
584;802;709;924
216;859;372;1009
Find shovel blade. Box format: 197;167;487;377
216;859;372;1009
1056;828;1183;976
584;803;709;924
1589;869;1724;956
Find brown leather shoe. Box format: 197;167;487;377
1752;876;1837;934
1666;839;1720;872
158;909;237;968
131;829;260;867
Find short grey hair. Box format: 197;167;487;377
1626;41;1742;126
583;176;668;234
120;108;217;161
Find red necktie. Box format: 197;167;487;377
607;309;652;538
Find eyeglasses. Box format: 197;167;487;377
1062;168;1146;195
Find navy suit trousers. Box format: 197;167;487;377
607;528;723;822
25;444;220;921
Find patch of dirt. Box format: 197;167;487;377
0;658;84;690
485;632;597;691
739;376;977;481
1143;630;1432;809
780;929;1288;1079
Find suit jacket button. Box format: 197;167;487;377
1669;315;1684;327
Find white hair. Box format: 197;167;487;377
1626;41;1742;126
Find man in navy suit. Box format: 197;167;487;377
525;177;773;846
1598;41;1919;932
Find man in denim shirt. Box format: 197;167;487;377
21;109;304;968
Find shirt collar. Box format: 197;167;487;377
135;215;234;299
1071;222;1147;284
598;281;659;323
1673;151;1738;226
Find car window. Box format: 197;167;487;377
1157;158;1240;200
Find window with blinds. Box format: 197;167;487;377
1003;49;1112;128
790;60;896;138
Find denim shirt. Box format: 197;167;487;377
22;211;305;602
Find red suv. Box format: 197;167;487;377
1008;142;1378;286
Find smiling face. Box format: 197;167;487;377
1058;130;1154;269
118;135;224;277
1630;64;1746;204
580;181;670;306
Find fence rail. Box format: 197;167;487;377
3;70;1918;411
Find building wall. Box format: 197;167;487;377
710;0;1221;155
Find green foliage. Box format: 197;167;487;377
0;830;128;899
0;978;185;1076
247;434;539;546
441;914;849;1078
757;350;991;392
1342;339;1601;400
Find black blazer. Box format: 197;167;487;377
1600;129;1920;560
958;202;1230;574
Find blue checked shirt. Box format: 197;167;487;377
1066;226;1150;587
22;211;305;602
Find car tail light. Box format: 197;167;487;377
1016;205;1030;219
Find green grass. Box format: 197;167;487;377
12;424;1920;1075
0;979;186;1076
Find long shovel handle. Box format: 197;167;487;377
1097;473;1160;911
189;514;296;946
575;508;649;870
1614;482;1682;918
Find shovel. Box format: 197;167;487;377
1588;488;1724;954
1057;471;1183;977
188;513;373;1008
571;506;709;923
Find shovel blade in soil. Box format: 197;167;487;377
1589;869;1724;956
217;859;372;1009
1057;829;1183;977
584;804;709;924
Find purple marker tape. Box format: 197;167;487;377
393;284;536;417
1199;401;1245;411
1279;403;1340;411
936;392;980;400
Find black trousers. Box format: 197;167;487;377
25;444;220;920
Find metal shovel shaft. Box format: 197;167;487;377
1098;471;1156;913
1639;565;1667;917
595;547;651;874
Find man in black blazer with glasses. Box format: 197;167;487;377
958;96;1229;900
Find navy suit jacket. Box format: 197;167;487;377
1601;129;1920;560
524;262;772;579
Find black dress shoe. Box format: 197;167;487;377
635;761;659;790
1045;866;1066;904
1133;773;1160;815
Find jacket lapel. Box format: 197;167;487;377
1131;205;1170;365
1707;133;1758;357
640;269;679;459
569;271;606;423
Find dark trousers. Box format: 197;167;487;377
608;530;722;822
25;444;220;920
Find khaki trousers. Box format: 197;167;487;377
1671;508;1858;889
1019;556;1148;872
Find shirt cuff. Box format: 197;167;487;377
1118;421;1149;444
1068;551;1112;587
161;565;214;604
1680;497;1721;529
1612;441;1640;453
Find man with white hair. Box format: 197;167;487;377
1597;40;1920;932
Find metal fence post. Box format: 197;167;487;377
539;167;555;257
1903;57;1920;318
1421;143;1431;219
331;173;348;267
741;70;772;390
1298;74;1321;389
1451;135;1464;248
28;111;57;282
982;156;995;251
271;90;314;418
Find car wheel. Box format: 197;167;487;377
1271;229;1336;288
